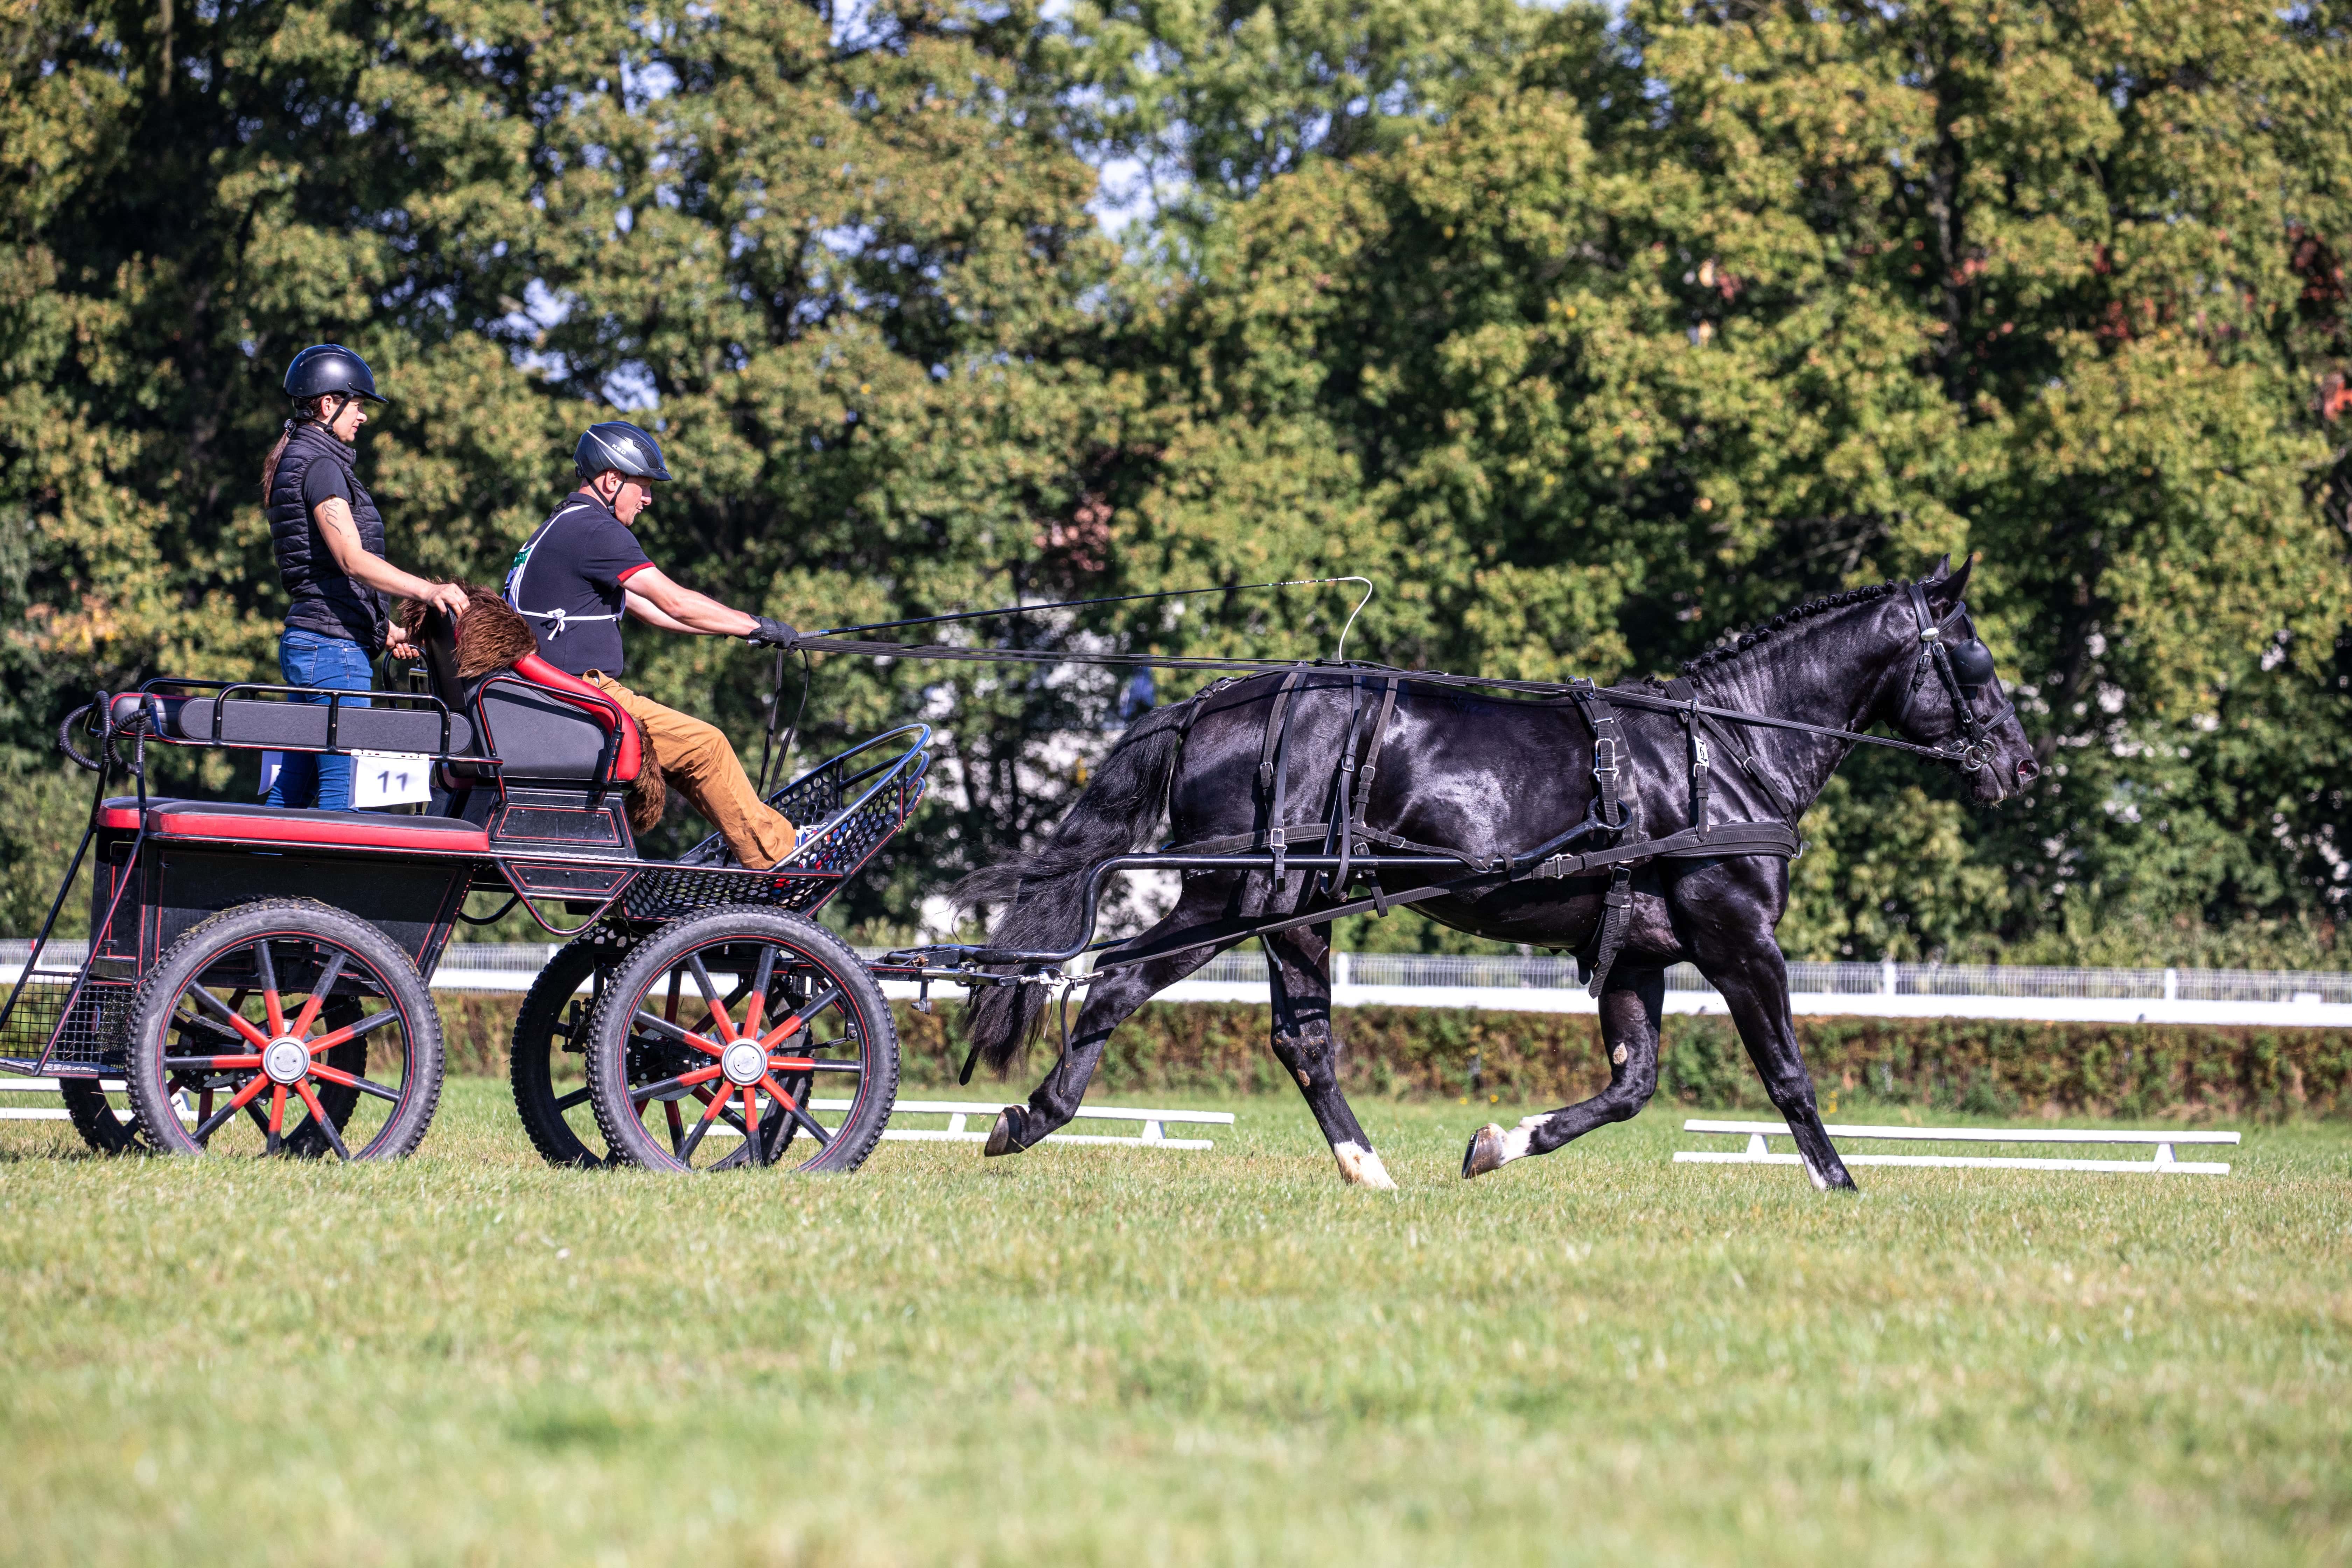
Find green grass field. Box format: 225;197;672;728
4;1079;2347;1566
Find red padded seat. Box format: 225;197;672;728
105;798;490;854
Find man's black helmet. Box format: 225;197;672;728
575;421;672;483
282;344;389;405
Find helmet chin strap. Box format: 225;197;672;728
294;392;358;433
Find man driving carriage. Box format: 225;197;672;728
504;421;804;869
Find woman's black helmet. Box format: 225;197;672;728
282;344;389;405
574;420;673;483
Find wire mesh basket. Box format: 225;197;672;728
0;976;130;1073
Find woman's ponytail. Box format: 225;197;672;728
261;420;295;503
261;396;331;502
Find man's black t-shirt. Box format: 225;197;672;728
503;491;654;676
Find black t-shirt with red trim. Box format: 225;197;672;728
503;490;654;676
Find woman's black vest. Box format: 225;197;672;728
267;424;389;651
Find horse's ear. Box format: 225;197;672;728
1925;554;1974;605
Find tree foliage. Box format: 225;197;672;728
3;0;2347;961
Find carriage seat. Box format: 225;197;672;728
466;654;645;786
98;797;491;853
108;692;475;757
409;606;644;789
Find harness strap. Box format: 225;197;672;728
1351;677;1401;912
1586;867;1635;997
1257;668;1307;884
1568;680;1633;835
1107;819;1801;974
1530;820;1800;878
1666;676;1800;824
1319;675;1369;898
1167;817;1488;868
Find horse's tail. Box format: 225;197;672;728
950;698;1194;1073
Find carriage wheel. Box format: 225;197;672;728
583;910;897;1174
119;899;444;1160
509;937;618;1168
59;1078;153;1155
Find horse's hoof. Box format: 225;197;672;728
1463;1124;1510;1179
983;1107;1027;1158
1331;1141;1398;1191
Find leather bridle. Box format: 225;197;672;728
1893;582;2017;774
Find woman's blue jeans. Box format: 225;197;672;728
260;630;375;810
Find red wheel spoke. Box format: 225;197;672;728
663;1098;686;1152
676;1074;733;1161
163;1054;262;1071
686;956;739;1042
630;1008;723;1058
740;946;779;1037
265;1084;287;1154
628;1064;723;1107
305;1061;402;1103
187;985;270;1049
289;952;348;1040
254;940;286;1038
191;1072;270;1144
759;1073;832;1149
757;984;843;1051
304;1008;405;1056
293;1079;352;1161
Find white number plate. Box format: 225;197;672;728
349;750;432;808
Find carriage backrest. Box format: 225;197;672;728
413;606;644;788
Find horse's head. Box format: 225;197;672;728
1881;556;2038;803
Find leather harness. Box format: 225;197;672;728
1141;587;2007;997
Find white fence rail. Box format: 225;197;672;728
1674;1118;2238;1175
8;943;2349;1026
0;1077;189;1124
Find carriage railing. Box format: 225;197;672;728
91;678;474;760
616;727;932;923
676;724;933;873
769;726;933;841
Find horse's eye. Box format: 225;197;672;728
1948;639;1996;688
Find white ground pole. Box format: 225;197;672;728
695;1100;1233;1150
1674;1119;2239;1175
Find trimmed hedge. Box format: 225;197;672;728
435;991;2352;1121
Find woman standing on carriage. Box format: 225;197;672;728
258;344;470;810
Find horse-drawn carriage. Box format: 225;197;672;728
6;561;2036;1192
2;609;936;1170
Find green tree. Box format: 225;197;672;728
1107;0;2352;957
1;0;1136;936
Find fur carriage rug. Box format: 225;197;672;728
398;586;666;832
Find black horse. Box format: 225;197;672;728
956;560;2038;1190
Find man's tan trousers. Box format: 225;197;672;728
584;673;796;868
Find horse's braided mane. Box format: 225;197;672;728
1669;581;1905;680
